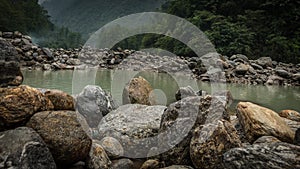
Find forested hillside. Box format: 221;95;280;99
0;0;83;48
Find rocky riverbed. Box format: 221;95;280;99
1;31;299;86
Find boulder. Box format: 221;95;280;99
190;120;241;169
44;89;75;110
97;104;166;158
0;127;56;169
160;165;194;169
76;85;118;128
99;137;124;159
0;85;53;131
86;142;111;169
140;159;160;169
236;102;294;143
230;54;249;62
223;142;300;169
292;73;300;81
26;111;92;166
281;117;300;132
110;159;134;169
0;38;23;87
266;75;284;85
275;69;290;78
175;86;196;101
234;64;249;75
253;136;281;144
256;57;273;68
278;110;300;122
123;76;153;105
295;128;300;146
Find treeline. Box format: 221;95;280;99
116;0;300;63
0;0;82;48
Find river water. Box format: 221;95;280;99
22;69;300;113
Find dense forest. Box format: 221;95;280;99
117;0;300;63
0;0;82;48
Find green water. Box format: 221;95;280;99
22;70;300;113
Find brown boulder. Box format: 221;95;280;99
44;89;75;110
237;102;294;143
278;110;300;122
0;85;53;131
123;76;153;105
26;110;92;166
86;141;111;169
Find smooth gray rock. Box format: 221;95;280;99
97;104;166;158
275;69;290;78
0;127;56;169
223;142;300;169
76;85;118;128
256;57;273;68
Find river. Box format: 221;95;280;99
22;69;300;113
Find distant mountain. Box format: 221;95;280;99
41;0;165;39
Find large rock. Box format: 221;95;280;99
175;86;196;101
123;76;153;105
0;38;23;87
0;85;54;131
256;57;273;68
278;110;300;122
190;120;241;169
0;127;56;169
44;89;75;110
26;111;92;166
86;141;111;169
159;95;228;166
97;104;166;158
275;69;290;78
234;64;249;75
99;137;124;159
76;85;118;128
236;102;294;143
223;142;300;169
140;159;160;169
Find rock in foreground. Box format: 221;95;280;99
0;127;56;169
26;111;92;166
237;102;294;143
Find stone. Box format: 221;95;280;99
230;54;249;62
123;76;153;105
0;127;56;169
0;38;23;87
2;32;13;38
278;110;300;122
295;128;300;146
97;104;166;158
266;75;284;85
44;89;75;110
43;64;51;70
256;57;273;68
160;165;194;169
26;111;92;166
66;58;81;65
236;102;294;143
0;85;54;131
275;69;290;78
292;73;300;81
223;142;300;169
251;63;263;70
190;120;241;169
159;95;222;166
76;85;118;128
99;137;124;159
253;136;281;144
110;159;134;169
140;159;160;169
86;142;111;169
234;64;249;75
175;86;196;101
281;118;300;132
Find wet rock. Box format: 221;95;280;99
110;158;134;169
0;38;23;87
86;142;111;169
190;120;241;169
99;137;124;159
256;57;273;68
161;165;194;169
44;89;75;110
236;102;294;143
253;136;281;144
140;159;160;169
123;76;153;105
278;110;300;122
0;85;53;131
0;127;56;169
26;110;92;166
97;104;166;158
76;85;118;128
235;64;249;75
223;142;300;169
175;86;196;101
159;96;214;166
275;69;290;78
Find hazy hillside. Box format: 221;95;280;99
41;0;165;39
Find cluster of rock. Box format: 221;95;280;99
1;70;300;168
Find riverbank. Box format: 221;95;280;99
1;31;299;86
